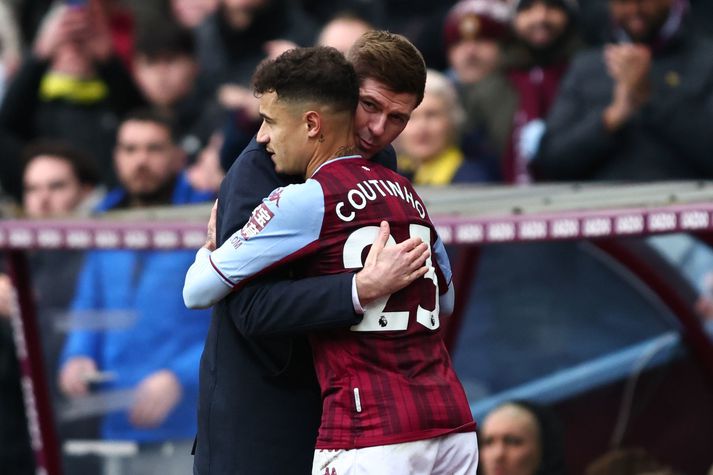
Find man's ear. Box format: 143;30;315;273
304;111;321;139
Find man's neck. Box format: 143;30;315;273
305;137;359;178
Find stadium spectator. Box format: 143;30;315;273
169;0;219;29
0;140;104;474
131;17;222;162
189;31;440;475
21;140;104;219
13;141;104;379
196;0;318;170
129;0;218;32
58;109;213;474
396;68;499;184
316;12;373;54
195;0;317;94
385;1;461;68
219;9;373;172
19;141;104;465
531;0;713;181
0;2;145;189
184;45;476;475
479;400;566;475
16;0;135;66
443;0;512;92
461;0;582;183
298;0;385;26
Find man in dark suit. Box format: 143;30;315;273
193;31;428;474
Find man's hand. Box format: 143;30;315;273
187;133;225;193
355;221;430;306
59;356;98;397
33;6;80;60
217;84;260;119
129;370;182;428
82;0;114;62
603;44;652;131
204;199;218;251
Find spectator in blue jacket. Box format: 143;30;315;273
58;108;213;474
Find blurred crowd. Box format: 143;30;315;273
0;0;711;210
0;0;712;474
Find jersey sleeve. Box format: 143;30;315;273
183;179;325;308
432;233;455;316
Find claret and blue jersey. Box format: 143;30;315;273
184;155;475;449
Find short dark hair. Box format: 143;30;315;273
22;140;101;187
346;30;427;107
134;18;195;60
252;46;359;114
120;108;177;142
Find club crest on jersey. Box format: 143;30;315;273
268;187;284;207
240;203;274;240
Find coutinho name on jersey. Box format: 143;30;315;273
335;178;426;223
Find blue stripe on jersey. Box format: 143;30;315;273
432;235;452;286
210;179;325;286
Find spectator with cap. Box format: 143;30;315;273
443;0;512;92
461;0;582;183
531;0;713;181
479;400;567;475
396;68;500;184
441;0;512;182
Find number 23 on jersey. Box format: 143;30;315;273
343;224;440;333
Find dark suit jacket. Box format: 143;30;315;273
193;137;396;474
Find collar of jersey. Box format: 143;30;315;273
309;154;363;178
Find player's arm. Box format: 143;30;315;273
210;138;424;336
182;180;324;309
